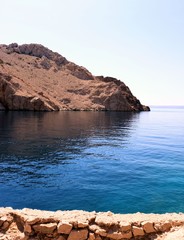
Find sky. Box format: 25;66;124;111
1;0;184;106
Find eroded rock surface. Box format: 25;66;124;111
0;43;149;111
0;208;184;240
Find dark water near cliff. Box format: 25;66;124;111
0;107;184;213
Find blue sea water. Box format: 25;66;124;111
0;106;184;213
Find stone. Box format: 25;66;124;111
142;221;156;233
66;62;94;80
88;232;95;240
0;220;3;227
95;215;117;226
172;220;183;227
96;229;107;237
78;222;89;228
40;57;52;70
0;208;184;240
119;222;131;232
57;236;66;240
89;224;106;236
160;222;172;232
94;236;102;240
107;232;126;239
154;223;162;232
2;221;10;230
33;222;57;234
26;216;40;225
67;229;88;240
121;231;132;239
24;223;32;234
0;215;13;223
132;226;145;236
57;222;73;234
0;215;13;226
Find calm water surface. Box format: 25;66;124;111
0;107;184;213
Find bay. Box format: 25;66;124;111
0;106;184;213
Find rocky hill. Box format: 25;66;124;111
0;43;150;111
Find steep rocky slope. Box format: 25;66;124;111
0;43;150;111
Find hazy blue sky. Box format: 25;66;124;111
1;0;184;106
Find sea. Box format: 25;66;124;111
0;106;184;214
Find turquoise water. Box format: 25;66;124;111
0;107;184;213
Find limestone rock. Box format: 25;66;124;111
88;232;95;240
57;222;73;234
24;223;32;234
119;222;131;232
57;236;66;240
142;221;156;233
67;229;88;240
160;222;172;232
1;221;10;230
132;226;145;236
0;43;150;112
89;224;106;236
1;208;184;240
107;231;126;239
78;222;89;228
25;216;40;225
95;214;117;227
33;222;57;234
121;231;132;239
6;43;68;66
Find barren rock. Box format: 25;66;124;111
24;223;32;234
107;231;126;239
67;229;88;240
0;43;150;112
160;222;172;232
0;208;184;239
119;222;131;232
57;222;73;234
88;232;95;240
142;221;156;233
132;226;145;236
33;222;57;234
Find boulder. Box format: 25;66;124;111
33;222;57;234
67;229;88;240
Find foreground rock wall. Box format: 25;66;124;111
0;208;184;240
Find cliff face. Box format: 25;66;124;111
0;43;150;111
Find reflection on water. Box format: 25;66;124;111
0;111;140;211
1;109;184;214
0;111;137;157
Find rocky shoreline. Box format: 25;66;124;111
0;207;184;239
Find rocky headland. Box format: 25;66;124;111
1;208;184;240
0;43;149;111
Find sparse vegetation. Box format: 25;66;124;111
0;59;4;64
